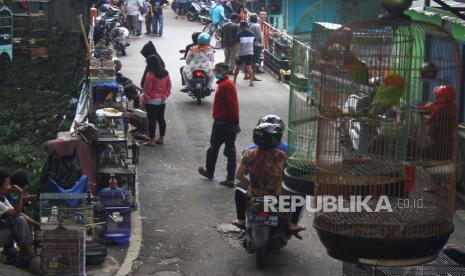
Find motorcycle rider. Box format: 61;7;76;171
237;116;306;237
181;32;202;60
181;33;215;92
211;0;227;29
233;123;286;230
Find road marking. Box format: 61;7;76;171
116;177;143;276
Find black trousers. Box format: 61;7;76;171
253;46;262;68
206;122;237;179
145;103;166;139
235;189;247;220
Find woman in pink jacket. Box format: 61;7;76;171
141;55;172;145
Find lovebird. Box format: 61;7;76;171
345;52;369;86
368;73;405;117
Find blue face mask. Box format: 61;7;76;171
215;73;224;80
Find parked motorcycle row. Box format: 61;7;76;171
172;0;214;24
93;4;130;57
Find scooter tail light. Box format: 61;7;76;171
195;71;204;77
258;212;269;217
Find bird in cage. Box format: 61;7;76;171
344;52;369;86
417;84;456;161
368;73;405;117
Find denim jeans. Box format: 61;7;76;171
152;12;164;36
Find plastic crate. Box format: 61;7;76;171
42;228;86;276
40;193;86;230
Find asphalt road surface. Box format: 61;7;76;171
118;8;341;276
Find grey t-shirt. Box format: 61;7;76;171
248;23;262;47
0;196;13;216
127;0;143;16
235;29;255;56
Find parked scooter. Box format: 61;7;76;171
94;4;129;56
186;1;202;21
242;197;292;269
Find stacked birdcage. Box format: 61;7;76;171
40;193;87;230
312;2;461;264
42;227;86;276
285;0;383;194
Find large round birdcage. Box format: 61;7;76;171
312;13;461;264
285;0;383;194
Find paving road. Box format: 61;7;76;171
118;8;341;276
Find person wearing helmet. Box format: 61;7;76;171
181;33;215;91
232;123;287;230
243;114;288;154
180;32;202;60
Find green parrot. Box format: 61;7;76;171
368;73;405;117
345;52;369;86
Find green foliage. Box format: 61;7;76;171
0;30;85;191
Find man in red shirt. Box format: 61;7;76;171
198;63;240;187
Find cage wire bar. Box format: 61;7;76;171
312;17;461;264
286;0;383;191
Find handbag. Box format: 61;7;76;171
138;14;144;22
75;122;98;144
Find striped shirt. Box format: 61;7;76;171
235;30;255;56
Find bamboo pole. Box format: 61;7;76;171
77;14;91;61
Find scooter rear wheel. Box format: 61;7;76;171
187;13;196;21
256;245;269;270
196;97;202;105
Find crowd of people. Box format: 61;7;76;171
0;1;302;269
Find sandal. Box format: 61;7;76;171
141;142;155;147
232;220;246;230
289;227;306;240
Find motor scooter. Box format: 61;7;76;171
242;197;292;269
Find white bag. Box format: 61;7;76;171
138;14;143;22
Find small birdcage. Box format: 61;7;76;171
40;193;87;230
312;2;461;265
42;227;86;276
285;0;383;194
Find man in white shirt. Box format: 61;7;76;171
125;0;143;36
0;170;34;267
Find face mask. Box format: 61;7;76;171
215;73;224;80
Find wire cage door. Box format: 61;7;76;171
312;18;461;264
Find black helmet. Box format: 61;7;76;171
192;32;202;44
257;115;285;139
253;123;281;150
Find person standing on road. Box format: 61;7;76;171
175;0;188;19
143;0;152;34
151;0;168;37
141;55;171;146
234;20;260;86
140;41;166;87
248;13;264;74
125;0;143;37
221;13;240;75
198;63;240;187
